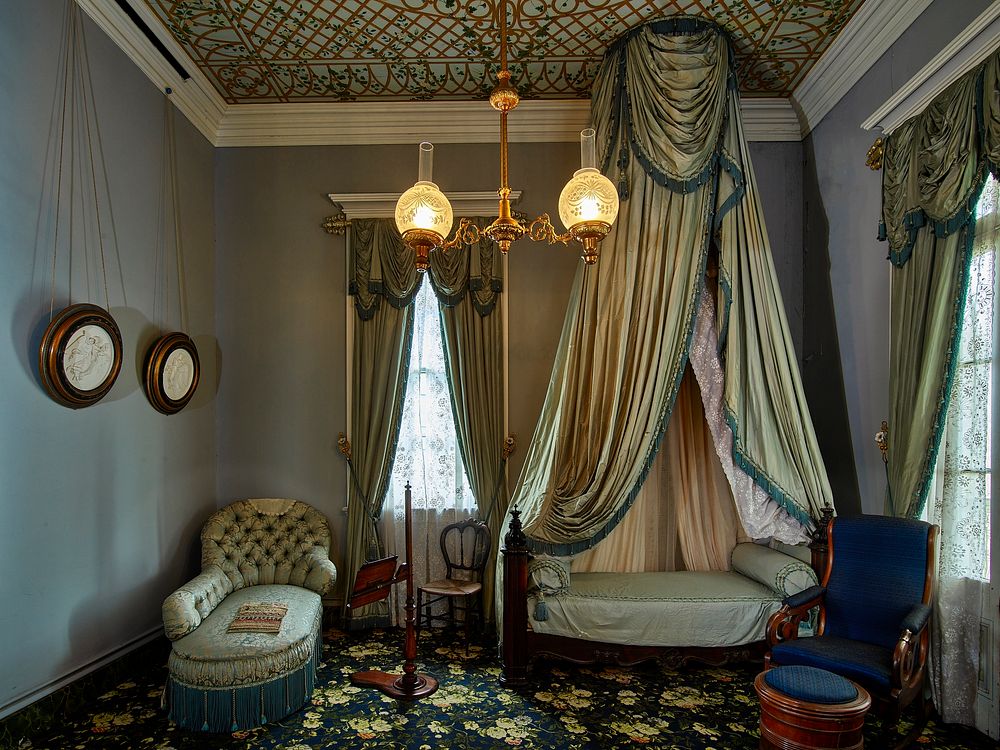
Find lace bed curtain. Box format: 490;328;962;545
382;280;475;626
925;174;997;724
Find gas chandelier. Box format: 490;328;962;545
393;2;620;272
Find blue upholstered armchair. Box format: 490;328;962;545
765;515;938;732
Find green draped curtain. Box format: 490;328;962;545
344;218;507;625
343;219;419;627
881;53;1000;518
498;17;833;584
430;221;508;622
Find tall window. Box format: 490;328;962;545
929;174;997;581
925;174;998;728
382;280;474;625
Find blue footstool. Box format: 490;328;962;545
754;665;871;750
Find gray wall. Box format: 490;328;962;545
214;139;803;596
0;2;217;716
802;0;992;515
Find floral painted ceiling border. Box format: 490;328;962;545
143;0;868;104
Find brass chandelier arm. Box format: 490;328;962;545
527;214;573;245
436;214;572;251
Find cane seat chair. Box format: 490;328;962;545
416;518;491;643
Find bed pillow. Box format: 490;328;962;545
731;542;818;598
527;555;572;596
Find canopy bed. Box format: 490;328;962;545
497;17;835;685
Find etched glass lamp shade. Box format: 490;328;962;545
558;128;620;264
395;142;453;272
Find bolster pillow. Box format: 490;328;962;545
527;555;572;596
731;542;818;598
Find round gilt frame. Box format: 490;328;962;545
38;303;123;409
143;332;200;415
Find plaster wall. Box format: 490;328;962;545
802;0;993;514
0;1;217;716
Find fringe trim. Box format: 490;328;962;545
723;409;815;530
165;632;321;732
903;210;979;519
884;65;990;268
526;161;721;557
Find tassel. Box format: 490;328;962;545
534;599;548;621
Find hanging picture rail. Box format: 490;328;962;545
143;92;199;414
39;4;124;409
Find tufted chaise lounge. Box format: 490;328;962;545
162;499;337;732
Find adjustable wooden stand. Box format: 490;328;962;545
348;483;438;700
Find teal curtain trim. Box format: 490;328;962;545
430;276;503;316
714;149;746;231
350;277;423;322
883;65;989;268
904;211;979;520
717;269;733;354
526;164;720;557
723;409;815;530
165;633;321;732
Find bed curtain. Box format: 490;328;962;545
499;18;834;572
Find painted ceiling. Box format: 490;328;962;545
143;1;868;104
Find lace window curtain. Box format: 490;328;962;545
382;280;475;626
924;174;997;724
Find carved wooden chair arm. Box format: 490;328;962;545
766;585;826;647
892;603;933;691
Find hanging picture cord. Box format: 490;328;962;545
165;90;189;333
48;4;119;320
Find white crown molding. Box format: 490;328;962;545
218;97;802;146
216;100;591;147
76;0;226;143
793;0;934;135
328;191;521;219
862;4;1000;134
739;98;802;141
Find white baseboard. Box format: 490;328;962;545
0;625;164;721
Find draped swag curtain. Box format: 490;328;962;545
880;53;1000;726
882;52;1000;519
344;218;506;626
499;18;833;579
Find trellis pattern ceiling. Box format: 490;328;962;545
144;1;867;104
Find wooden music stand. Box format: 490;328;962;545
348;483;438;700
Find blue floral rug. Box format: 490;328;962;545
3;627;995;749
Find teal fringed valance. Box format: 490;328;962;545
880;52;1000;267
349;218;502;320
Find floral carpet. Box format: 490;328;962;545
3;628;995;749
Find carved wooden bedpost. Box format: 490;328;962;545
500;507;529;687
809;504;835;578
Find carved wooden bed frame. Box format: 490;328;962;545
499;507;833;686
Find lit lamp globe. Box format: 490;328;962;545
558;128;620;264
394;142;453;272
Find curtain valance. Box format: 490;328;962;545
349;218;502;320
598;18;736;196
502;16;832;561
881;52;1000;266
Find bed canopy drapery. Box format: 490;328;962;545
497;17;834;588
